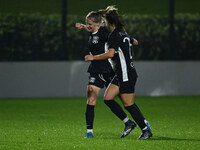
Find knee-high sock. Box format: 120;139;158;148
125;103;146;129
85;104;95;129
104;100;127;121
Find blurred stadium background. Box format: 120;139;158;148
0;0;200;97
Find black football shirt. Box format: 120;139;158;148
108;29;135;82
87;27;114;74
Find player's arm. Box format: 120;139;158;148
75;23;89;32
85;49;115;61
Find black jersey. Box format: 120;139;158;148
87;27;114;74
108;29;136;82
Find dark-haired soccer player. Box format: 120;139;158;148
76;9;135;138
85;6;152;139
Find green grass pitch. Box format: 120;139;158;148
0;96;200;150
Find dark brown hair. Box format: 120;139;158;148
105;6;125;32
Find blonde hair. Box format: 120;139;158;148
98;5;118;17
105;5;118;12
86;6;119;26
86;11;102;23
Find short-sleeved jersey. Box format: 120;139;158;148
87;27;114;74
108;29;136;82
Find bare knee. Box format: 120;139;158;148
104;91;116;100
87;86;97;105
120;94;135;107
122;101;134;107
87;97;96;105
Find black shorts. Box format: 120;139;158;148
111;69;138;94
88;72;115;88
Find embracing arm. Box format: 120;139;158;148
85;49;115;61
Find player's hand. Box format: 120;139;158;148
133;38;138;46
85;52;94;61
75;23;85;29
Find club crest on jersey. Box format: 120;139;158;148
92;36;99;44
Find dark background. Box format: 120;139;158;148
0;0;200;61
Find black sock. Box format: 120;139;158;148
85;104;95;129
125;103;146;129
104;100;127;121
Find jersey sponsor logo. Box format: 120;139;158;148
89;77;95;83
92;36;99;44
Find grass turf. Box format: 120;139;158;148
0;96;200;150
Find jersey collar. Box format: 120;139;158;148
92;30;98;35
92;27;102;35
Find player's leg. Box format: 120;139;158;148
120;93;146;129
120;93;152;139
104;83;136;138
104;83;130;122
85;85;101;138
104;83;124;117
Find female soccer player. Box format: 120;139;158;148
85;6;152;139
76;8;135;138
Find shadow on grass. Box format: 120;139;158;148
93;132;200;142
150;136;200;142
